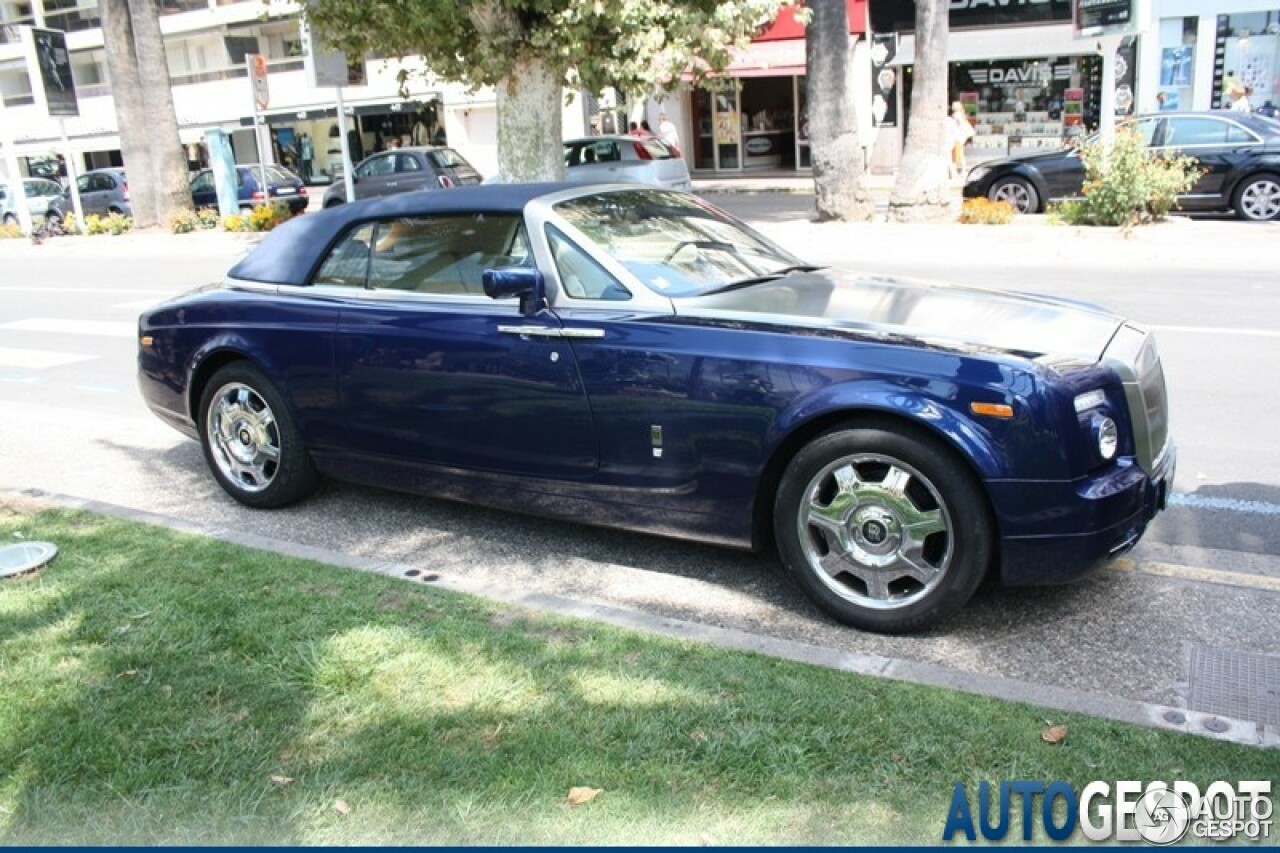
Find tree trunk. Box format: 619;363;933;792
806;0;874;221
100;0;155;227
496;57;564;182
127;0;193;224
887;0;952;223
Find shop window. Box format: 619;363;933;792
1215;11;1280;111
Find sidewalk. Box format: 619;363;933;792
692;168;896;195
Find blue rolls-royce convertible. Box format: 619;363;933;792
137;184;1174;633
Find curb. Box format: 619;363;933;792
6;486;1275;750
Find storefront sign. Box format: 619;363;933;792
1072;0;1138;37
21;27;78;118
966;59;1073;86
870;0;1071;33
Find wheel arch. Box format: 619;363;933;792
751;406;1001;561
187;347;277;423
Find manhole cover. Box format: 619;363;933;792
1186;644;1280;727
0;541;58;579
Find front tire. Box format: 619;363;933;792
1233;174;1280;222
774;424;993;633
988;177;1039;214
198;363;319;508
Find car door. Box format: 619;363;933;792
75;174;101;215
189;170;216;207
351;153;398;200
1155;115;1258;204
331;212;599;478
393;152;434;192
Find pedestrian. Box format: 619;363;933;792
946;101;974;179
658;112;680;150
299;133;313;182
628;121;643;137
640;120;654;137
1228;85;1253;113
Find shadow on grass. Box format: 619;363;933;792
1;508;1276;844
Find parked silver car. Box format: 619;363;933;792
74;167;131;217
563;135;692;190
1;178;67;226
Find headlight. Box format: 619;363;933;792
1074;389;1107;413
1096;416;1119;461
966;166;991;184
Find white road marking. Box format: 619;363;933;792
0;318;136;338
1169;492;1280;516
1149;324;1280;339
0;347;95;369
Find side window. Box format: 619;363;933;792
312;224;375;288
1162;118;1228;147
368;214;529;296
395;153;423;173
356;154;394;178
93;174;115;191
77;175;92;193
1225;123;1258;144
546;226;631;301
1132;118;1159;146
595;141;622;162
191;172;214;193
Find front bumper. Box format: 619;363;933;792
992;444;1176;586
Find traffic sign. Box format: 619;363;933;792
248;53;269;109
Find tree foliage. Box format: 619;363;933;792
308;0;790;95
305;0;793;180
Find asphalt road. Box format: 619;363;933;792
1;202;1278;727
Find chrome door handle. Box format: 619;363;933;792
498;326;605;339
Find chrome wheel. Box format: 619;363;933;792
205;382;281;493
989;178;1037;214
1237;176;1280;221
797;453;953;611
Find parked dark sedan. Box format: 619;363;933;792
190;165;308;214
964;111;1280;221
322;146;482;207
137;184;1174;633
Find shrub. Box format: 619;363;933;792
60;212;81;235
196;207;220;229
83;214;107;235
103;211;133;235
959;197;1016;225
1053;128;1201;228
221;213;245;232
167;208;200;234
0;222;21;239
247;202;290;232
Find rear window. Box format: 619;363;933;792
427;148;471;170
636;138;675;160
264;165;297;184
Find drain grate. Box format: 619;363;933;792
1186;644;1280;727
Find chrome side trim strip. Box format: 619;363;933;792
498;325;564;338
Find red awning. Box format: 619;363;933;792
755;0;867;40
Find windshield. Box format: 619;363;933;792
551;190;809;298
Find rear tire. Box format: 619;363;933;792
1233;174;1280;222
773;424;993;633
988;177;1040;214
197;363;319;508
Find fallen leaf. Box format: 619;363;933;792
566;786;602;806
689;730;707;742
117;669;138;679
332;799;351;815
269;775;294;786
1041;724;1068;744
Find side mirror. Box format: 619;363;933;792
483;266;546;317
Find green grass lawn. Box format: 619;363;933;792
0;499;1273;844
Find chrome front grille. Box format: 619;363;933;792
1103;325;1171;475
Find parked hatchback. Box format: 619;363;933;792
1;178;67;226
964;111;1280;221
322;146;482;207
563;135;692;190
190;165;308;214
74;167;130;217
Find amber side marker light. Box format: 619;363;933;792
140;336;154;347
970;402;1014;418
